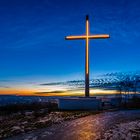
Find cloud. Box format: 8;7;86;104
39;71;140;92
34;90;66;94
0;85;10;88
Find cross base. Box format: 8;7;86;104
58;97;102;110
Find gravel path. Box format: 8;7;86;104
7;110;140;140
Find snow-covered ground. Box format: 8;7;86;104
101;120;140;140
0;111;93;139
6;110;140;140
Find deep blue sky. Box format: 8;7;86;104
0;0;140;93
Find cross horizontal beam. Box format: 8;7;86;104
65;34;110;40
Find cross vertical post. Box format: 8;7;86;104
65;15;110;97
85;15;89;97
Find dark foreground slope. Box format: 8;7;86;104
7;110;140;140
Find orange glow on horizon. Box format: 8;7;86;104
0;88;35;96
0;87;118;96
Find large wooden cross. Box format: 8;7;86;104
65;15;110;97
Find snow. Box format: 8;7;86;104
101;120;140;140
0;111;91;139
6;110;140;140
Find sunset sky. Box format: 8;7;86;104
0;0;140;96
